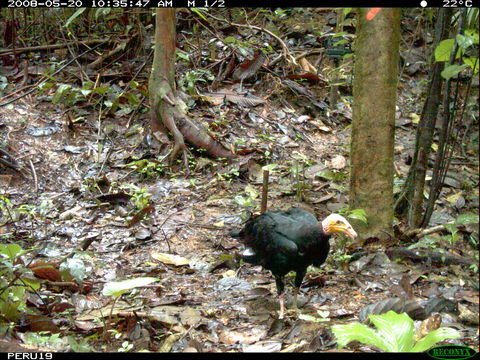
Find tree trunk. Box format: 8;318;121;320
349;8;400;240
149;9;233;167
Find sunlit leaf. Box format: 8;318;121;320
455;213;479;225
463;57;479;74
103;277;160;298
332;311;461;352
151;252;189;266
441;64;468;80
412;327;461;352
0;244;24;259
435;39;454;62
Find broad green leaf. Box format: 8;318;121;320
332;311;461;352
464;29;479;44
102;277;160;298
456;34;475;50
22;277;41;292
443;223;458;235
347;209;368;224
0;244;24;259
368;311;414;352
463;57;479;74
455;213;479;225
441;64;468;80
332;322;389;351
435;39;455;62
52;84;72;104
412;327;461;352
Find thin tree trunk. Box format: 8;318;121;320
350;8;400;240
394;9;452;228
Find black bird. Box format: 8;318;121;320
231;208;357;319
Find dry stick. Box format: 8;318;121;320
0;38;109;56
405;222;454;238
28;159;38;193
261;169;269;214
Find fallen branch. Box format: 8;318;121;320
386;247;475;267
0;38;109;56
405;223;453;238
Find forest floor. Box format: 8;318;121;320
0;9;478;353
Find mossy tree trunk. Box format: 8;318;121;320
349;8;400;240
149;9;233;167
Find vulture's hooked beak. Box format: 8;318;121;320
323;214;358;240
332;222;358;239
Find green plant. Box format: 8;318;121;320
0;195;14;225
179;69;214;96
257;134;275;142
217;168;240;183
121;184;152;211
443;213;479;244
339;208;368;225
21;332;93;352
0;244;40;322
118;341;134;352
331;311;461;352
435;29;479;79
234;185;259;209
102;277;160;341
127;159;166;178
319;169;347;183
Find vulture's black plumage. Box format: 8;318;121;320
231;208;357;318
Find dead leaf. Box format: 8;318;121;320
414;314;441;342
331;155;346;169
243;340;282;352
151;252;190;266
458;303;479;325
225;94;265;107
219;328;266;345
29;262;61;281
298;58;317;74
233;52;266;81
159;333;182;352
26;314;60;333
